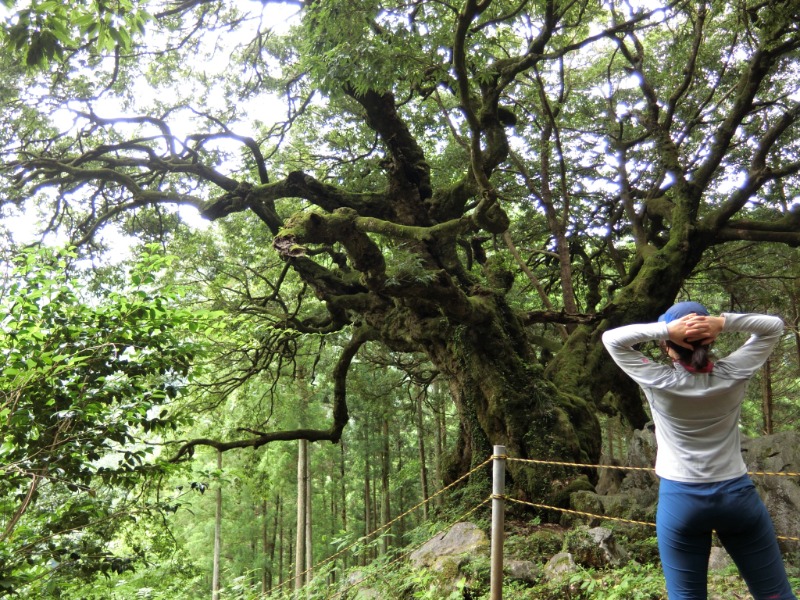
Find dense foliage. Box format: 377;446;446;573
0;0;798;597
0;247;215;595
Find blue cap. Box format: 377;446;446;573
658;301;709;323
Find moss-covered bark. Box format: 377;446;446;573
415;295;602;507
547;241;712;430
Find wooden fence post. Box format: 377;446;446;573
490;445;506;600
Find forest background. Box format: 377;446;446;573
0;0;798;598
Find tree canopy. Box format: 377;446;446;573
1;0;799;551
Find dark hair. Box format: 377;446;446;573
666;340;710;370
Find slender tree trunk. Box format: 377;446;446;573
762;357;774;435
212;451;222;600
287;534;293;592
395;436;406;542
293;365;313;592
339;440;347;573
371;470;378;559
305;443;312;586
295;439;308;591
251;504;258;586
415;392;430;520
340;441;347;531
270;493;279;589
278;496;285;590
436;379;448;452
262;499;268;595
263;495;278;594
328;475;336;584
433;382;445;508
362;442;371;567
380;418;391;556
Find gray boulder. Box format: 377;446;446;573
742;431;800;551
341;570;381;599
408;521;489;571
543;552;577;581
587;527;630;567
505;559;541;584
566;526;630;568
708;546;734;572
570;426;659;524
617;426;659;494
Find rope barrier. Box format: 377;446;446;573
504;455;800;544
508;455;800;479
507;456;656;472
504;497;800;543
270;451;799;598
505;496;656;528
263;455;494;598
749;471;800;478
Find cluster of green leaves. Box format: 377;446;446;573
299;0;443;97
1;0;150;67
0;246;214;596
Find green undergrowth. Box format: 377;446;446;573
303;519;800;600
313;556;800;600
51;519;800;599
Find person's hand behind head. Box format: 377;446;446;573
682;315;724;345
667;315;697;349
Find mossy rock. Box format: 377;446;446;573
418;555;490;598
622;534;660;565
598;489;657;522
551;475;596;509
564;528;609;568
567;490;605;527
568;487;657;528
505;525;565;562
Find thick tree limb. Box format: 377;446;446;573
712;205;800;246
346;89;433;214
170;326;376;461
522;310;602;326
202;171;391;223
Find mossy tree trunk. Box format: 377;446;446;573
547;220;716;429
411;295;602;503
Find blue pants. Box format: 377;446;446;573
657;475;796;600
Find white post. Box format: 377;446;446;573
490;445;506;600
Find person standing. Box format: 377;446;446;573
602;301;796;600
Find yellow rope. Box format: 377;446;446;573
506;496;656;528
506;456;800;542
508;455;800;478
505;497;800;543
263;456;494;598
508;456;655;472
265;452;800;597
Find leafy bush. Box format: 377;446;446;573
0;246;217;596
